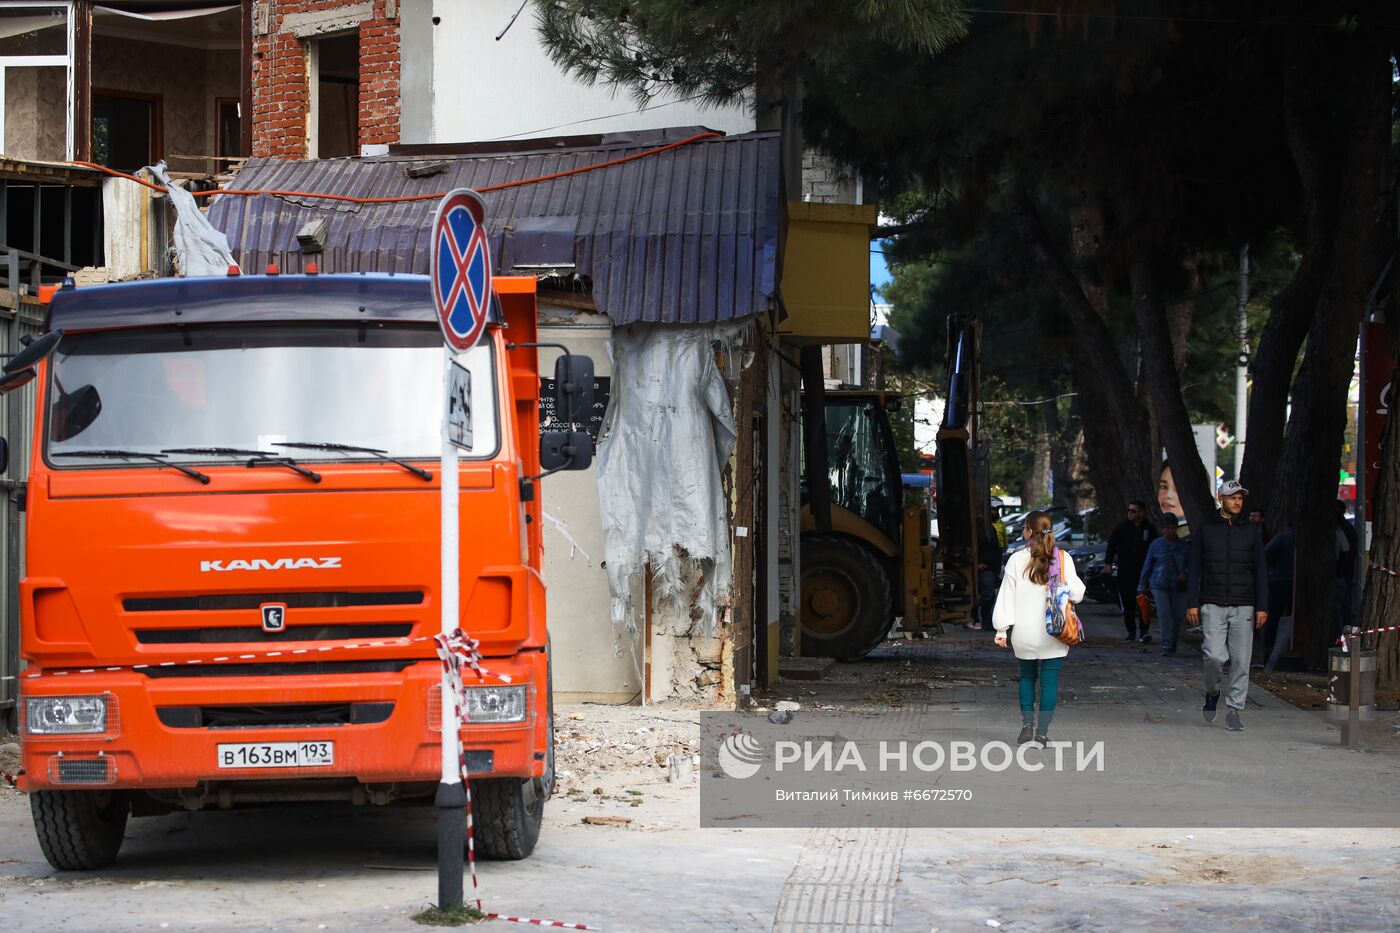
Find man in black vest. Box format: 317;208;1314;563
1186;480;1269;731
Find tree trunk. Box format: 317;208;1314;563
1239;41;1339;524
1010;186;1156;518
1044;397;1076;511
1365;321;1400;686
1129;257;1218;530
1272;36;1391;669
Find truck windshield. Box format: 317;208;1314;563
46;323;498;464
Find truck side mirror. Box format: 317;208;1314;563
53;384;102;441
553;354;595;425
4;329;62;375
0;368;36;396
540;430;594;472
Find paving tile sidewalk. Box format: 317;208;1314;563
760;602;1400;933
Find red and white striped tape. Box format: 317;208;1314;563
430;630;595;931
1338;622;1400;650
0;632;512;683
484;916;594;929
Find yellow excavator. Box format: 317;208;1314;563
797;315;986;660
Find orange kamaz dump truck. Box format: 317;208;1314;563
7;271;593;869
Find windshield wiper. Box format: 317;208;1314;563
274;441;433;481
160;447;321;483
54;449;210;484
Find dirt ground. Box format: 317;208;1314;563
1254;669;1400;712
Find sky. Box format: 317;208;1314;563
871;243;892;295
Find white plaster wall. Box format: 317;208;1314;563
536;315;640;702
429;0;752;142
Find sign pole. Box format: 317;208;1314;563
436;344;465;910
428;187;493;913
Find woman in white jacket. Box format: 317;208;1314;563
993;511;1086;746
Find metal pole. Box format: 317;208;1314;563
1343;626;1361;749
1234;243;1249;479
436;347;465;909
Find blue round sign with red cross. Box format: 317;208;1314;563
430;189;493;351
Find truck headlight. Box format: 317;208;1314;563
26;695;109;735
463;685;529;724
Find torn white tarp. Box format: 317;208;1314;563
596;323;741;636
147;162;239;277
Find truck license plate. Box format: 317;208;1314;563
217;741;334;769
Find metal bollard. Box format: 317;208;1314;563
1328;626;1376;748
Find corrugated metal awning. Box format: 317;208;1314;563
207;131;782;327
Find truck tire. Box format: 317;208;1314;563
30;790;129;870
472;645;551;860
800;535;894;661
472;778;543;860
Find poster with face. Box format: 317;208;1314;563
1157;461;1182;518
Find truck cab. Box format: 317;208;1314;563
11;272;583;869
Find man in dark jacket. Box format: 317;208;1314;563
1187;480;1268;732
1106;500;1159;643
1335;500;1360;636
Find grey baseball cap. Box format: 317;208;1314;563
1218;480;1248;497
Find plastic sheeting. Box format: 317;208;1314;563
147;162;239;277
596;323;741;637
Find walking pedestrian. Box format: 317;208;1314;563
993;511;1086;746
1334;500;1359;636
1258;526;1294;669
1248;508;1272;544
969;527;1004;631
1186;480;1268;732
1106;500;1159;643
1137;512;1189;656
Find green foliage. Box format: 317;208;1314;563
977;376;1040;495
534;0;967;107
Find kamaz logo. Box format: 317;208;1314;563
200;557;343;572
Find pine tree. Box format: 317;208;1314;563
534;0;967;107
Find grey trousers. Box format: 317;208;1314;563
1201;604;1254;710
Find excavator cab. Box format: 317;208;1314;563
796;315;981;661
798;379;941;660
823;395;904;545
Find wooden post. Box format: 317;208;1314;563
72;1;93;163
643;562;652;705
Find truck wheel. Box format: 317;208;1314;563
800;535;894;661
30;790;129;870
472;778;543;860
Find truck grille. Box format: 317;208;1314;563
134;623;414;645
139;659;419;679
123;591;424;612
156;702;394;729
48;754;116;785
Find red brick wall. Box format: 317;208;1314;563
250;0;400;159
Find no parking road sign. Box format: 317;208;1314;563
431;189;493;351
